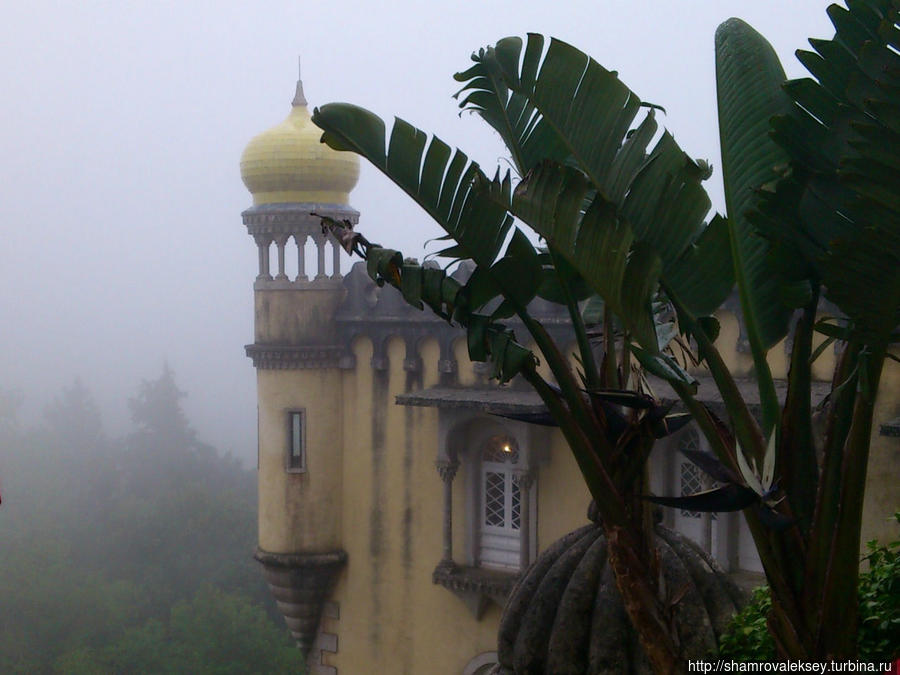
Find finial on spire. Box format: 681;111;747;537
292;56;307;107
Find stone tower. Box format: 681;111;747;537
239;66;359;658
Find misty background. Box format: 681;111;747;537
0;1;832;466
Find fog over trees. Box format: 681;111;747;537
0;1;831;469
0;369;303;674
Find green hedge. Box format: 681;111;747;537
719;513;900;662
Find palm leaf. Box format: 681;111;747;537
759;0;900;656
643;484;758;513
312;103;513;268
715;18;796;435
462;36;733;358
765;2;900;346
454;34;569;176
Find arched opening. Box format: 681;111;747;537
479;433;522;570
463;651;499;675
284;235;300;281
304;237;322;279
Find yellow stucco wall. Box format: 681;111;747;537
705;309;837;380
254;290;895;673
861;354;900;547
255;287;345;344
257;366;343;553
319;335;590;674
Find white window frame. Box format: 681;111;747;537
479;438;523;570
286;409;306;473
436;412;547;574
648;422;765;572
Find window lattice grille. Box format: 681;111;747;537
680;461;703;518
678;428;718;520
511;480;521;530
484;471;506;527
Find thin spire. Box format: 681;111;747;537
292;55;307;107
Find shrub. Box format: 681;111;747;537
719;513;900;661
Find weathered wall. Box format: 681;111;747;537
862;355;899;548
257;366;343;553
255;286;345;344
324;335;590;674
251;259;896;673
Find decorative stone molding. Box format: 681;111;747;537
242;202;359;236
244;260;576;373
254;549;347;658
436;459;460;565
245;344;347;370
254;277;344;291
435;458;460;483
432;563;518;619
308;630;339;675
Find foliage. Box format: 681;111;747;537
717;587;777;662
858;513;900;661
314;41;727;665
720;515;900;662
94;586;304;675
312;1;900;666
0;372;303;674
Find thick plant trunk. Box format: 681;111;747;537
765;348;885;661
606;524;685;675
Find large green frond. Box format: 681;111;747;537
455;35;569;176
313;103;514;268
765;1;900;346
470;36;732;359
715;17;797;434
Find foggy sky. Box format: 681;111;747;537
0;1;832;464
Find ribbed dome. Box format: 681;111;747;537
240;75;359;206
495;521;745;674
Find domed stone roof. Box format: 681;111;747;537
240;73;359;206
495;519;745;673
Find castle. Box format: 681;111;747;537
238;71;900;674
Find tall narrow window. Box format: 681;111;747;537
479;435;521;570
287;410;306;472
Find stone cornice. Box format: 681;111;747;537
245;344;348;370
254;548;347;658
254;548;348;569
432;564;518;597
433;562;518;618
242;202;359;237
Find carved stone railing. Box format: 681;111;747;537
243;203;358;286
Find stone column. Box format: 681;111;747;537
275;236;289;281
295;234;308;282
515;471;535;571
331;238;341;279
436;458;459;570
255;235;273;280
316;236;326;280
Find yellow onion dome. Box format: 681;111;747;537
240;75;359;206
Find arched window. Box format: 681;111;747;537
463;651;499;675
479;434;521;569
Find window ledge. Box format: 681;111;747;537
880;417;900;437
432;562;519;619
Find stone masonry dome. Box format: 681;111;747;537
240;69;359;206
